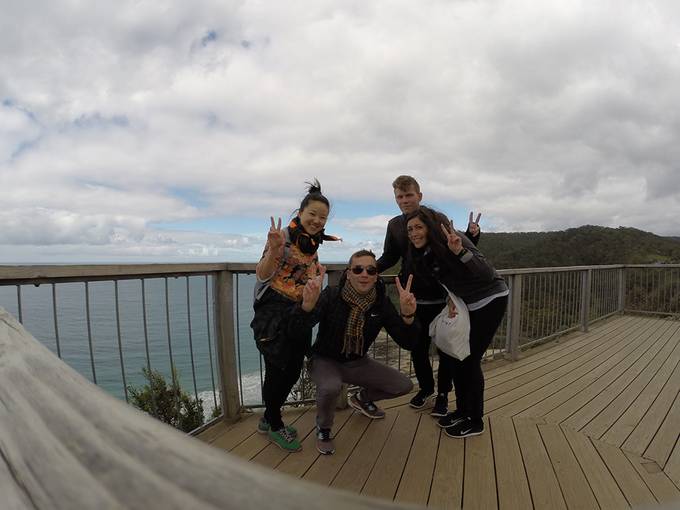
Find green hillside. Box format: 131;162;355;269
478;225;680;269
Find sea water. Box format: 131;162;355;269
0;274;264;414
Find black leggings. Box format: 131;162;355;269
262;345;307;431
441;296;508;422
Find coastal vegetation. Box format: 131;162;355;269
478;225;680;268
128;367;206;432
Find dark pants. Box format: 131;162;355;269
411;303;453;395
441;296;507;423
261;338;308;431
310;355;413;429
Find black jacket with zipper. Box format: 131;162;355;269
292;275;419;362
376;211;480;301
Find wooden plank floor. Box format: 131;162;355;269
199;315;680;509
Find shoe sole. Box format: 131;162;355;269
444;428;484;438
408;395;434;409
436;417;465;428
430;410;449;418
316;446;335;455
348;399;385;419
269;437;302;452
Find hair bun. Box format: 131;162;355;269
306;178;322;195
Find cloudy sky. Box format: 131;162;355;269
2;0;680;264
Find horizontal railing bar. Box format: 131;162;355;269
0;263;228;281
0;273;219;286
4;262;663;284
243;398;318;410
519;325;582;350
496;264;626;276
589;309;622;325
188;415;224;437
623;264;680;269
222;262;348;272
0;263;352;284
623;309;680;318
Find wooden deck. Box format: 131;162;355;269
199;315;680;509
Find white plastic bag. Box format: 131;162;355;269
429;287;470;360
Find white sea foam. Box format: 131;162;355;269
198;370;264;419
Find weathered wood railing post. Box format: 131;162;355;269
213;269;242;423
506;274;523;361
580;269;592;332
618;266;626;313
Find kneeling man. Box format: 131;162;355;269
296;249;418;455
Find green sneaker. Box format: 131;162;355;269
257;417;298;438
268;427;302;452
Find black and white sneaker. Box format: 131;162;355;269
437;409;466;428
444;417;484;438
430;394;448;417
316;427;335;455
409;389;434;409
349;392;386;419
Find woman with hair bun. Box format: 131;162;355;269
250;179;339;452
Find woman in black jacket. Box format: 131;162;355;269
405;206;508;438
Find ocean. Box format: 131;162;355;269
0;274;264;414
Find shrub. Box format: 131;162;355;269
128;367;205;433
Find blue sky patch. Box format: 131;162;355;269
201;30;218;47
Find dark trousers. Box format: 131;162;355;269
310;355;413;429
262;346;306;431
411;303;453;395
441;296;508;423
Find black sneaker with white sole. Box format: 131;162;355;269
408;389;434;409
437;409;466;428
444;417;484;438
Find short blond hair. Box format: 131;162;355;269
392;175;420;193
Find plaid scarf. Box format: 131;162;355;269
340;282;377;356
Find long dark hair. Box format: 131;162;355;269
405;205;457;272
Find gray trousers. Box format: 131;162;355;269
309;355;413;429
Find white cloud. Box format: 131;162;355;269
2;0;680;263
337;215;394;235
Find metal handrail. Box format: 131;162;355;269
2;262;679;430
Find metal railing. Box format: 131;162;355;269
0;264;231;432
3;263;679;429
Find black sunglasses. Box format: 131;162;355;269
350;265;378;276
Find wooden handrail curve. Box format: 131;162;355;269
0;307;420;510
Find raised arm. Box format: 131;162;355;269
377;275;419;351
440;221;496;282
255;217;285;281
465;211;482;246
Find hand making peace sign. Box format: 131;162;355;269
395;274;417;318
267;216;285;258
468;211;482;237
440;220;464;255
